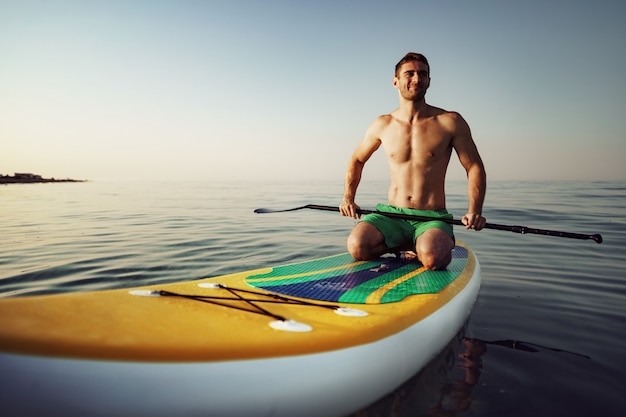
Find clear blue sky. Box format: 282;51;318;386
2;0;625;182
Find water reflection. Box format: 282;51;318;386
348;327;472;417
350;326;590;417
427;336;486;415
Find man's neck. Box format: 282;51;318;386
399;98;429;120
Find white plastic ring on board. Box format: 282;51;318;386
269;320;312;332
334;307;369;317
197;282;222;289
128;290;161;297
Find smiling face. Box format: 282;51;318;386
393;60;431;102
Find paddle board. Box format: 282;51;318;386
0;240;480;417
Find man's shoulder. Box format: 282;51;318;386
369;113;396;130
376;112;396;122
428;106;466;129
428;105;460;119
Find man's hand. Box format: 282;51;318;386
340;200;361;219
462;212;486;230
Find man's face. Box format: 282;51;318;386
393;61;430;101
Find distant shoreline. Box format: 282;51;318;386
0;174;87;184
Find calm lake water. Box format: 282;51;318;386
1;180;625;416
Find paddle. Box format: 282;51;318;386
254;204;603;244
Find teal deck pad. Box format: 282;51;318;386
246;246;468;304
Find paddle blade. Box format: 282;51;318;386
254;206;310;214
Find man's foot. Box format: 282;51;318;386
395;251;418;261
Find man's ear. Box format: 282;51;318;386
392;76;399;88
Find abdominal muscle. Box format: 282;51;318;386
386;163;448;210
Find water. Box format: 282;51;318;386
1;180;625;416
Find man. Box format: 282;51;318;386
339;52;487;270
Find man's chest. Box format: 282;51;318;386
381;122;452;164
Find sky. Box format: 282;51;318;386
1;0;625;183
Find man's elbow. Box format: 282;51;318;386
348;157;366;171
466;162;486;180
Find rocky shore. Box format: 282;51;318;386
0;173;87;184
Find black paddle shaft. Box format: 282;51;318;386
254;204;603;244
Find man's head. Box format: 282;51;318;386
394;52;430;78
393;52;431;102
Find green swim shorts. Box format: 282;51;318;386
361;204;455;250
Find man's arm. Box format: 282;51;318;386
450;113;487;230
340;120;383;219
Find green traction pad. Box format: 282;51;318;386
245;246;468;304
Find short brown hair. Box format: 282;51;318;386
395;52;430;77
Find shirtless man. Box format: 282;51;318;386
339;52;487;270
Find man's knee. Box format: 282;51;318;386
418;250;452;270
347;234;372;261
416;229;454;270
346;223;384;261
